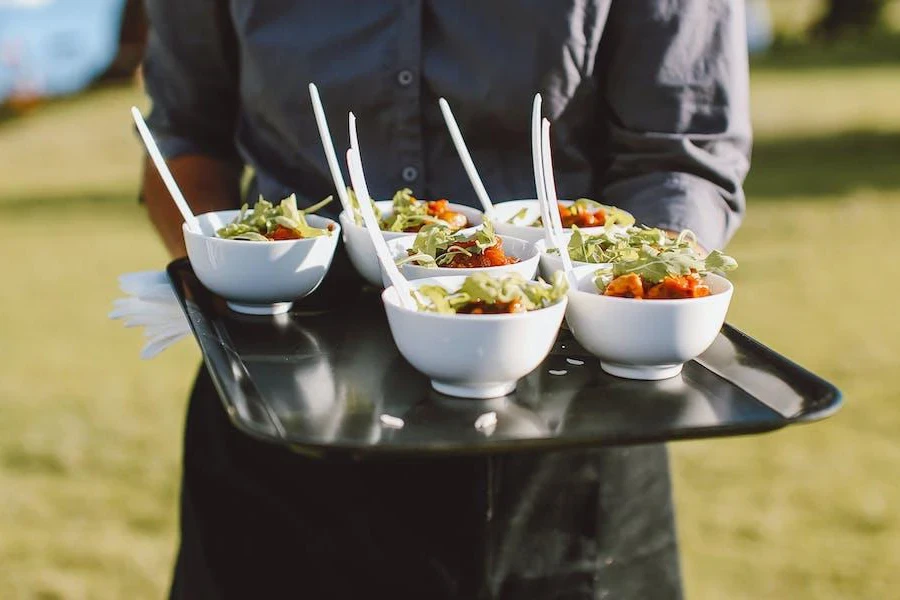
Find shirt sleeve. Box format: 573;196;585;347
141;0;240;162
599;0;752;250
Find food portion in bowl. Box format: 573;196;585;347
349;187;471;233
396;219;519;269
561;228;738;380
412;272;568;315
216;194;335;241
184;206;341;315
506;198;634;229
382;273;569;398
591;230;737;299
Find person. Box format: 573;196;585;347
139;1;750;598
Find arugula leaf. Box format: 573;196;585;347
589;227;738;289
704;249;738;273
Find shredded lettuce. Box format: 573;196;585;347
397;219;500;268
216;194;333;241
347;187;382;227
414;272;568;314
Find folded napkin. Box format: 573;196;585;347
109;271;191;359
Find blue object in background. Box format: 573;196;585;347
746;0;774;54
0;0;125;104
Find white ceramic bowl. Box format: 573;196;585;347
339;200;483;287
382;276;567;399
491;199;615;245
183;210;340;315
565;270;734;380
386;234;539;282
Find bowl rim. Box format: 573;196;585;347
183;210;340;246
490;199;625;233
569;271;734;306
381;275;568;322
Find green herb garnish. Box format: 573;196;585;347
216;194;333;241
592;229;737;291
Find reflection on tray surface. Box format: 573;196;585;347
166;259;842;454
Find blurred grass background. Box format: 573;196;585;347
1;2;899;598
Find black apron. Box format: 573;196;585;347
169;247;683;600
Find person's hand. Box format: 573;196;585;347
141;155;242;258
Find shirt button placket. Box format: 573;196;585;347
401;165;419;183
397;69;414;87
395;1;423;192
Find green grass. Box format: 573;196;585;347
2;42;900;598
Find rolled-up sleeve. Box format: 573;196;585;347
142;0;240;162
599;0;751;250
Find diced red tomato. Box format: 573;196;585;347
456;298;525;314
558;201;606;228
604;273;710;299
646;274;710;299
267;225;302;240
445;238;519;268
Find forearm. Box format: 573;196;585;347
141;155;242;258
600;0;751;250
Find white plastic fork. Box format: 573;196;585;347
308;83;354;216
345;114;418;310
438;97;495;217
529;94;556;249
540;118;577;288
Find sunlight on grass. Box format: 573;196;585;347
674;190;900;600
752;66;900;139
0;202;198;599
0;86;147;201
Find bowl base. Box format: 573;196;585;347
600;362;683;381
226;301;293;315
431;380;516;400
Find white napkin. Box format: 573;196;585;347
109;271;191;359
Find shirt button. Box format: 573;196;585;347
397;69;414;87
401;166;419;182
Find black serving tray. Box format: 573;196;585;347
167;258;841;458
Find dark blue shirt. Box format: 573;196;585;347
143;0;751;250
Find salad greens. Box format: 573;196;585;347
414;272;569;314
381;188;447;232
396;219;501;268
562;226;627;263
506;198;635;228
351;188;463;232
347;187;382;226
554;225;672;263
592;229;738;290
216;194;333;241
